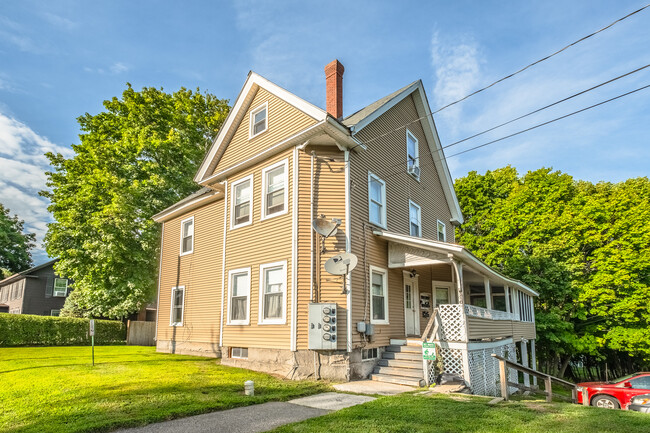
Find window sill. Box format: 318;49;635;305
170;323;183;327
261;208;288;221
231;220;252;230
179;250;193;257
226;321;250;326
370;320;389;325
368;220;387;230
258;319;287;325
249;128;268;140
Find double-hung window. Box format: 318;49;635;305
170;286;185;326
369;266;389;324
406;130;419;179
180;217;194;255
262;159;287;219
437;220;446;242
228;268;250;325
368;172;386;228
259;261;286;324
249;102;268;138
231;175;253;228
53;278;68;297
409;201;421;237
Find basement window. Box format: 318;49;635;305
362;348;378;360
231;347;248;359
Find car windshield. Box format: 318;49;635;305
612;373;637;383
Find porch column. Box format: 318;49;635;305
449;255;464;305
513;290;521;320
484;277;492;310
531;339;538;386
521;339;530;387
504;286;511;313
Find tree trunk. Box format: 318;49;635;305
558;355;572;379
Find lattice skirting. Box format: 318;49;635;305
467;343;517;396
428;347;464;384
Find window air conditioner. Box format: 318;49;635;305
408;165;420;177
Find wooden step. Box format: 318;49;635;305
378;359;422;369
385;345;421;354
371;373;425;387
406;339;423;346
382;351;422;361
374;366;424;378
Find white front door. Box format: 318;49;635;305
404;274;420;336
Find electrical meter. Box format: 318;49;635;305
308;302;337;350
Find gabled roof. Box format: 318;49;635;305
194;72;328;184
0;258;58;286
152;187;222;223
343;80;464;224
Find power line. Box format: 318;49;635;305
375;64;650;173
379;83;650;181
431;3;650;114
353;3;650;150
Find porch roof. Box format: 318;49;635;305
372;229;539;297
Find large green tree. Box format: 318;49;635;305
42;84;229;318
0;204;36;278
455;167;650;377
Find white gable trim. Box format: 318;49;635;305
195;72;327;183
350;81;463;225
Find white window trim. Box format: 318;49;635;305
368;172;387;229
249;102;269;139
169;286;185;326
53;278;68;297
369;265;389;325
258;260;287;325
227;267;251;325
437;219;446;242
406;129;420;180
179;216;194;256
231;347;249;359
261;158;289;220
230;174;254;229
409;200;421;237
51;309;60;317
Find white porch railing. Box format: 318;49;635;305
464;304;516;321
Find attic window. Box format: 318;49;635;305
250;103;268;138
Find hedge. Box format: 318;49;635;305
0;314;126;346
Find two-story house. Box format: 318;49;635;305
0;259;72;316
153;61;538;395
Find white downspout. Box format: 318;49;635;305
219;181;228;349
291;146;298;351
345;149;352;353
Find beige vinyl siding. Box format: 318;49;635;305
349;94;457;348
295;146;348;350
467;318;537;341
221;148;294;350
214;88;318;174
157;199;224;349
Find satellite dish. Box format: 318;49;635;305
324;252;358;276
312;216;341;238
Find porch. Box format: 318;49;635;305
370;229;539;396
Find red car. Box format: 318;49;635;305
576;372;650;409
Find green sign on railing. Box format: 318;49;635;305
422;342;436;360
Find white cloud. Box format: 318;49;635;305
42;12;77;31
430;32;482;133
0;112;72;258
110;62;129;74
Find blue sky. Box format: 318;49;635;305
1;0;649;264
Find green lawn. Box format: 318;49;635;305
1;346;329;433
272;393;650;433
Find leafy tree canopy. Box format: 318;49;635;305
42;84;229;318
455;167;650;375
0;204;36;278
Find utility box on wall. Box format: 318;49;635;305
308;302;337;350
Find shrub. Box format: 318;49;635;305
0;314;126;346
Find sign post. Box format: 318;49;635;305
89;319;95;366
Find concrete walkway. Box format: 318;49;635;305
333;379;414;396
114;393;375;433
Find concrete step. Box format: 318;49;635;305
377;359;422;369
371;373;425;387
385;345;421;354
374;366;424;378
382;351;422;361
389;339;407;346
406;339;423;346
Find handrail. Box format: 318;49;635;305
421;307;438;342
421;308;440;386
492;354;577;403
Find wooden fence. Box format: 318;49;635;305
126;320;155;346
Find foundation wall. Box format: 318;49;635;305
156;339;222;358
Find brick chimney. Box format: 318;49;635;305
324;59;344;119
